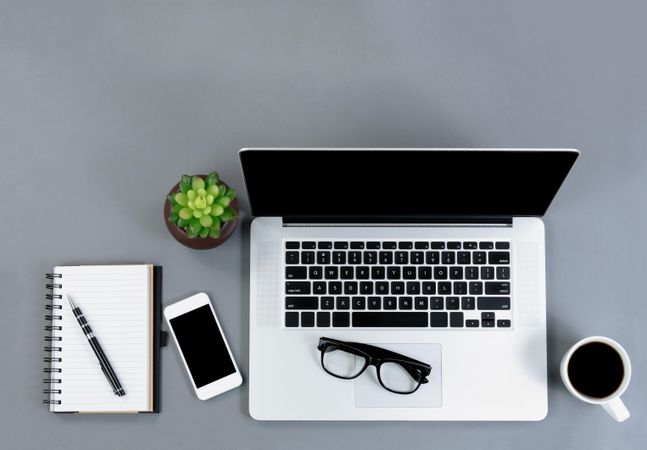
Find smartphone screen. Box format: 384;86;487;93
169;305;236;388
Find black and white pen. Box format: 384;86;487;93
67;294;125;397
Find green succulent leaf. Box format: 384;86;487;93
174;192;188;206
207;184;219;197
192;176;205;191
217;196;231;207
199;227;209;238
181;175;191;184
210;216;221;230
189;218;201;233
179;181;190;193
219;184;227;197
187;190;196;201
179;208;193;220
167;194;175;204
200;215;213;228
206;172;220;185
192;209;203;218
206;194;214;205
194;197;207;209
186;228;198;238
172;203;182;214
209;227;221;238
220;207;238;221
177;218;189;228
225;188;236;200
211;204;224;216
169;212;179;223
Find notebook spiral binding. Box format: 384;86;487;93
44;273;63;406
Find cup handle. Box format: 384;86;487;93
602;397;630;422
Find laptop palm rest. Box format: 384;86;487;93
354;343;443;408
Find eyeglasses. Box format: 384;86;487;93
317;337;431;394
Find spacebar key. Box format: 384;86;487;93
352;312;428;327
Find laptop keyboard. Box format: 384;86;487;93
284;240;512;329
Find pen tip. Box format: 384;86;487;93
66;294;75;307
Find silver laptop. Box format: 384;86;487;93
241;148;578;420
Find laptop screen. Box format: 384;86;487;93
239;149;578;219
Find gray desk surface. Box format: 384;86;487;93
1;1;646;448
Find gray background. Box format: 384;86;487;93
1;0;645;448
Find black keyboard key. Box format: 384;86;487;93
415;296;428;309
449;267;463;279
285;312;299;327
371;266;385;279
364;251;378;265
301;312;315;327
430;297;443;309
446;297;459;310
366;241;380;249
430;312;448;327
489;252;510;264
398;241;413;249
461;296;475;310
317;251;331;265
478;297;511;310
333;312;350;327
368;297;381;310
391;281;405;295
302;241;316;249
457;251;471;264
325;267;338;279
340;266;354;279
485;282;510;295
411;251;424;264
403;266;416;279
286;267;307;279
495;241;510;249
481;312;495;320
395;251;408;264
376;282;389;295
352;296;366;310
356;266;370;279
334;241;349;249
309;266;323;279
353;312;428;327
479;241;493;249
464;242;478;249
286;241;299;249
497;319;511;328
383;297;397;310
469;281;483;295
317;312;330;327
453;282;467;295
438;282;451;295
286;282;311;294
332;251;346;264
481;267;494;279
406;281;420;295
434;266;448;279
286;251;299;264
313;282;326;294
348;251;362;264
430;241;445;249
344;281;358;295
415;242;429;249
350;241;365;249
465;267;479;279
387;267;401;279
302;251;315;264
418;267;432;279
450;312;464;327
422;281;436;295
379;251;393;264
329;282;342;294
318;241;332;249
482;319;495;328
359;281;373;294
442;251;455;264
336;297;350;309
399;297;413;310
426;251;440;265
466;319;479;327
448;241;461;249
496;267;510;280
382;241;397;249
286;296;318;310
473;251;486;264
321;297;334;310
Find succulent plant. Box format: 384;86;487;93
167;172;238;239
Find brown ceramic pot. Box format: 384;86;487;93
163;176;239;250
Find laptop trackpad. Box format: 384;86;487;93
354;343;442;408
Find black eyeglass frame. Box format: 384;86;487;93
317;337;432;394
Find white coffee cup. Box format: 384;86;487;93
560;336;631;422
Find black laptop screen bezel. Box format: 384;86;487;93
239;148;579;220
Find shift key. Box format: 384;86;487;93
285;296;319;310
285;281;311;294
477;296;510;310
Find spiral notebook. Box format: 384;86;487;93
44;265;163;413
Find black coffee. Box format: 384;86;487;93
567;342;624;399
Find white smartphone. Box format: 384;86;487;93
164;293;242;400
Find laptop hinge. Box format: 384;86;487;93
282;216;513;227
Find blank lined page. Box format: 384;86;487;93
50;265;152;412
